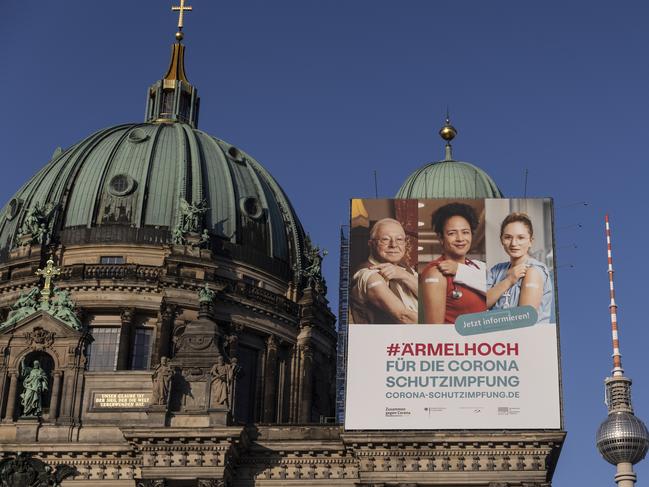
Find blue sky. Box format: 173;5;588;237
4;1;649;484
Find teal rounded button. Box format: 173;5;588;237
455;306;539;336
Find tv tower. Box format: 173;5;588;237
596;215;649;487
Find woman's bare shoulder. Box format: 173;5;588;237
421;264;442;278
523;266;543;284
420;265;446;289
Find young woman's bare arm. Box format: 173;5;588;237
518;267;543;310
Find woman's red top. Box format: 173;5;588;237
422;256;486;324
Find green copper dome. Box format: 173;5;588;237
396;119;503;198
0;122;309;278
396;159;503;198
0;37;316;281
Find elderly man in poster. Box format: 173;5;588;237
350;218;418;324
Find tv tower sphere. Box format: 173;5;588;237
597;411;649;465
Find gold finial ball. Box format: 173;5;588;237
176;31;184;41
439;121;457;142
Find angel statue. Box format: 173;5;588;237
50;288;83;330
0;287;40;330
172;198;209;244
179;198;209;234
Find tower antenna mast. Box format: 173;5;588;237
605;215;623;377
596;215;649;487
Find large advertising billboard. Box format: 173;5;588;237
344;198;561;430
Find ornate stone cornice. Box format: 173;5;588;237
122;427;249;448
2;267;307;328
0;448;138;482
0;427;563;485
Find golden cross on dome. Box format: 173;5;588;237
172;0;193;33
35;258;61;303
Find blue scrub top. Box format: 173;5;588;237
487;257;553;324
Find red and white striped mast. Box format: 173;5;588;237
597;215;649;487
605;214;624;377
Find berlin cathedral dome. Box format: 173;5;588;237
0;122;310;282
0;11;336;483
0;47;311;282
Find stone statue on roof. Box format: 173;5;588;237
17;202;57;246
0;288;40;330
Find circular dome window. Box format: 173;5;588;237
128;128;149;143
240;197;264;219
108;174;137;197
227;146;246;164
6;198;22;221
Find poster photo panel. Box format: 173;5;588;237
418;199;487;325
485;198;555;324
344;198;561;430
348;199;419;325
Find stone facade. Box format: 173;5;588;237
0;238;344;486
0;242;564;486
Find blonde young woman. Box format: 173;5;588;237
486;212;553;323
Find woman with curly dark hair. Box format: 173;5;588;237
420;203;486;324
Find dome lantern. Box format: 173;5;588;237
145;0;200;128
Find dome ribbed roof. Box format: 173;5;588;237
0;122;307;277
396;159;503;199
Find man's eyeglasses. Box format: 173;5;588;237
373;236;406;246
